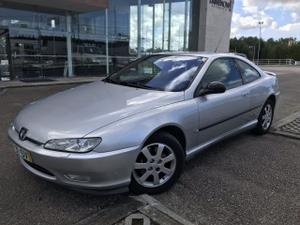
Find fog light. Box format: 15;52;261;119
64;174;91;183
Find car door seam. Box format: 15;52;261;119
197;105;261;132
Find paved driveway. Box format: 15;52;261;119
0;67;299;225
156;66;300;225
0;85;129;225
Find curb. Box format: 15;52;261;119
74;196;144;225
72;194;195;225
0;77;100;89
132;194;195;225
270;112;300;140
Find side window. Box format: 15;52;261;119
201;58;243;90
235;59;261;83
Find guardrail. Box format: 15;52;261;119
253;59;296;65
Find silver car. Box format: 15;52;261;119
8;53;280;194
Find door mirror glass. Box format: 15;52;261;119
199;81;226;96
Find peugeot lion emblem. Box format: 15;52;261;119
19;128;28;141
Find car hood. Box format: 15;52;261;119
14;81;184;143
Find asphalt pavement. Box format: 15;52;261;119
156;66;300;225
0;66;299;225
0;85;127;225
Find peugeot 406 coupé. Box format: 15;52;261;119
8;53;280;194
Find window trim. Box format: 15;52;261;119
234;58;262;84
194;57;244;97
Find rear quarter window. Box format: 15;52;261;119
235;59;261;83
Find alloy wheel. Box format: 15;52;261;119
133;143;177;188
262;103;273;130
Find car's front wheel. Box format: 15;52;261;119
130;132;184;194
253;99;275;135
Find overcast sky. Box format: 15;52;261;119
231;0;300;40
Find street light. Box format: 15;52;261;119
257;21;264;62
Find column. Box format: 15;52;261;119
66;13;73;77
137;0;142;57
152;4;155;51
105;8;109;75
183;0;188;50
168;1;171;51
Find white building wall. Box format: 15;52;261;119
198;0;234;53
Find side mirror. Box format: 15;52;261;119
198;81;226;96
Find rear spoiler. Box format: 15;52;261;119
263;71;277;77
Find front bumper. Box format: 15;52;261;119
8;126;140;194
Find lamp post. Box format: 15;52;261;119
257;21;264;62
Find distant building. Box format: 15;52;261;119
0;0;234;80
288;39;297;47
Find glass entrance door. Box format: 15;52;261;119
0;29;11;80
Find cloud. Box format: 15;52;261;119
242;0;300;11
231;0;300;40
231;9;276;36
231;20;300;40
271;21;278;29
230;27;239;38
291;12;299;22
279;22;300;32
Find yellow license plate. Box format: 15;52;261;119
15;145;33;163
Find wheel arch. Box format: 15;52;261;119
267;94;276;105
142;124;187;155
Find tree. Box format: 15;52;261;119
230;37;300;61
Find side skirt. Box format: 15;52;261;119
186;120;258;160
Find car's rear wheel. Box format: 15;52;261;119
130;132;184;194
253;99;274;135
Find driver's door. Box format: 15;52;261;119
195;58;251;144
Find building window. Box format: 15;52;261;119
72;10;107;76
0;0;193;80
109;0;137;73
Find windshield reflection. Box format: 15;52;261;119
105;55;206;92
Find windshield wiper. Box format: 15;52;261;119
104;78;156;90
119;81;154;90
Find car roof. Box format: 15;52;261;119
155;51;241;58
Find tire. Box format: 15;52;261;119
130;132;185;194
253;99;275;135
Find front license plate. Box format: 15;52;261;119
15;145;33;163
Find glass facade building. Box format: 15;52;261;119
0;0;194;80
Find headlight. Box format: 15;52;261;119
44;138;102;153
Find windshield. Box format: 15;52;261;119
104;55;206;92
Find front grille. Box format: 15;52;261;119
24;161;55;177
15;129;43;146
25;137;43;146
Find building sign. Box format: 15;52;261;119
209;0;234;12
